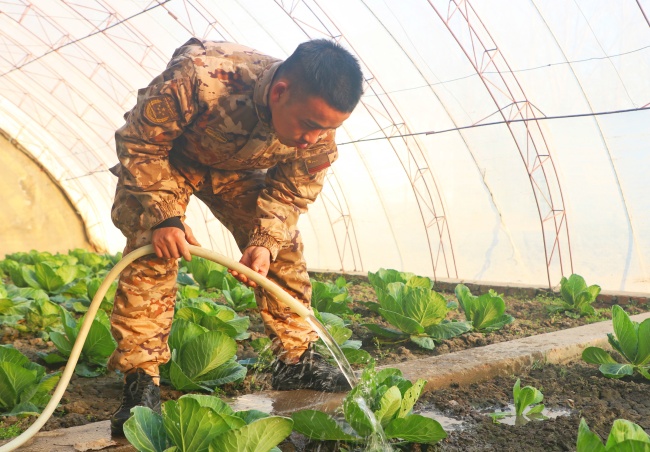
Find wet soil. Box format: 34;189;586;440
421;361;650;451
1;273;649;445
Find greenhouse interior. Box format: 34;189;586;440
0;1;648;451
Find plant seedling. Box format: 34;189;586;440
582;305;650;380
490;379;546;424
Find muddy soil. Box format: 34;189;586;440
421;361;650;451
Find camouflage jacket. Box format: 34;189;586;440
113;38;338;260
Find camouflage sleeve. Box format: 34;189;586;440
248;133;338;260
115;54;198;230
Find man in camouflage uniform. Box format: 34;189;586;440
108;38;364;434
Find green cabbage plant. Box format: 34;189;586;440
124;393;292;452
0;285;56;335
4;250;77;266
455;284;514;333
554;273;601;316
221;279;257;312
85;278;117;313
291;363;446;447
68;248;118;275
0;260;29;287
175;284;219;303
50;277;118;315
582;305;650;379
175;298;250;341
159;318;246;391
577;418;650;451
21;261;81;295
0;345;61;416
368;268;432;290
181;257;233;290
41;307;116;377
310;277;353;315
362;282;471;349
0;284;38;327
22;298;61;334
180;257;257;312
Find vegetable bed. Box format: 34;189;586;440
420;360;650;451
0;249;649;450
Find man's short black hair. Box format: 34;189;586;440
277;39;363;113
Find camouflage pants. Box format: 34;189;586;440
109;168;317;382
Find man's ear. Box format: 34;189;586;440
269;80;289;104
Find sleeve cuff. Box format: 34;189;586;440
152;216;185;232
146;199;186;229
247;233;281;261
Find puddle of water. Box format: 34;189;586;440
223;389;346;415
416;408;467;431
485;404;572;426
415;404;571;432
223;392;274;413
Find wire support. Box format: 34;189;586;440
338;106;650;146
0;0;172;78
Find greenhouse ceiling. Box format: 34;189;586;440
0;0;648;293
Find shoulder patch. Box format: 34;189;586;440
304;152;334;175
143;95;180;124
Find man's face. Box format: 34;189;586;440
269;82;351;150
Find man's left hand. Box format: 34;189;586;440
230;246;270;288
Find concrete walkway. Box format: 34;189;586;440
3;311;648;451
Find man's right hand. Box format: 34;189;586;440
152;223;200;261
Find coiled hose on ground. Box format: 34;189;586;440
0;244;346;451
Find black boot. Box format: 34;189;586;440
271;348;352;392
110;368;161;436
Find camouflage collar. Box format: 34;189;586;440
253;61;282;127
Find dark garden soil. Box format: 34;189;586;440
1;272;649;448
421;361;650;451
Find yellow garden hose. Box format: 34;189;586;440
1;244;345;451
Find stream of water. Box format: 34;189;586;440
305;315;394;451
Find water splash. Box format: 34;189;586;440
305;314;393;451
305;315;359;387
